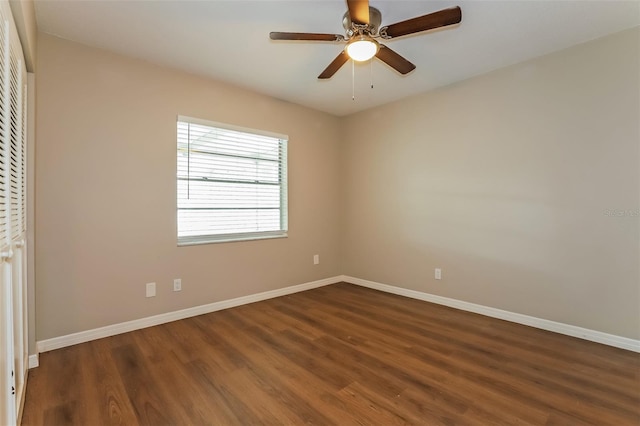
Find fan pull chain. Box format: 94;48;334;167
352;60;355;101
370;60;373;89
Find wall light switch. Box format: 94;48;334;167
146;282;156;297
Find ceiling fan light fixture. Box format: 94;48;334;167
346;36;379;61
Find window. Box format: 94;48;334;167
177;116;288;245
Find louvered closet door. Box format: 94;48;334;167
0;0;27;424
0;4;14;423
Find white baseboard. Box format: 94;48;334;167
27;354;38;369
342;275;640;353
36;275;342;354
33;274;640;358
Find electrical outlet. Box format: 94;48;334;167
146;282;156;297
435;268;442;280
313;254;320;265
173;278;182;292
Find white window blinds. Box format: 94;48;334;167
177;116;288;245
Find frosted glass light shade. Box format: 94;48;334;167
346;37;379;62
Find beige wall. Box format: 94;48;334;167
342;28;640;339
36;28;639;344
35;34;343;340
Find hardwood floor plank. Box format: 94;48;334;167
185;360;280;424
306;284;640;398
22;283;640;425
111;340;186;425
132;329;243;425
223;310;354;390
192;312;340;424
338;381;424;426
23;344;88;426
328;284;640;377
42;401;79;426
20;361;46;425
77;338;138;425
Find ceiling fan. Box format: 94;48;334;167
269;0;462;79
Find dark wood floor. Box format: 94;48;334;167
22;282;640;425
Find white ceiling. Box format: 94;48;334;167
35;0;640;116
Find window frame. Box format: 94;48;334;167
176;115;288;246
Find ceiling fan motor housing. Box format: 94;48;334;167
343;7;382;37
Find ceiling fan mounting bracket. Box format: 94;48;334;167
343;6;382;37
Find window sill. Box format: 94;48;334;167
177;232;288;247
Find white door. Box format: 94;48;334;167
1;260;16;426
0;1;28;424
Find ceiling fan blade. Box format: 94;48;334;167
270;32;345;42
347;0;370;25
375;45;416;75
318;51;349;79
380;6;462;39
